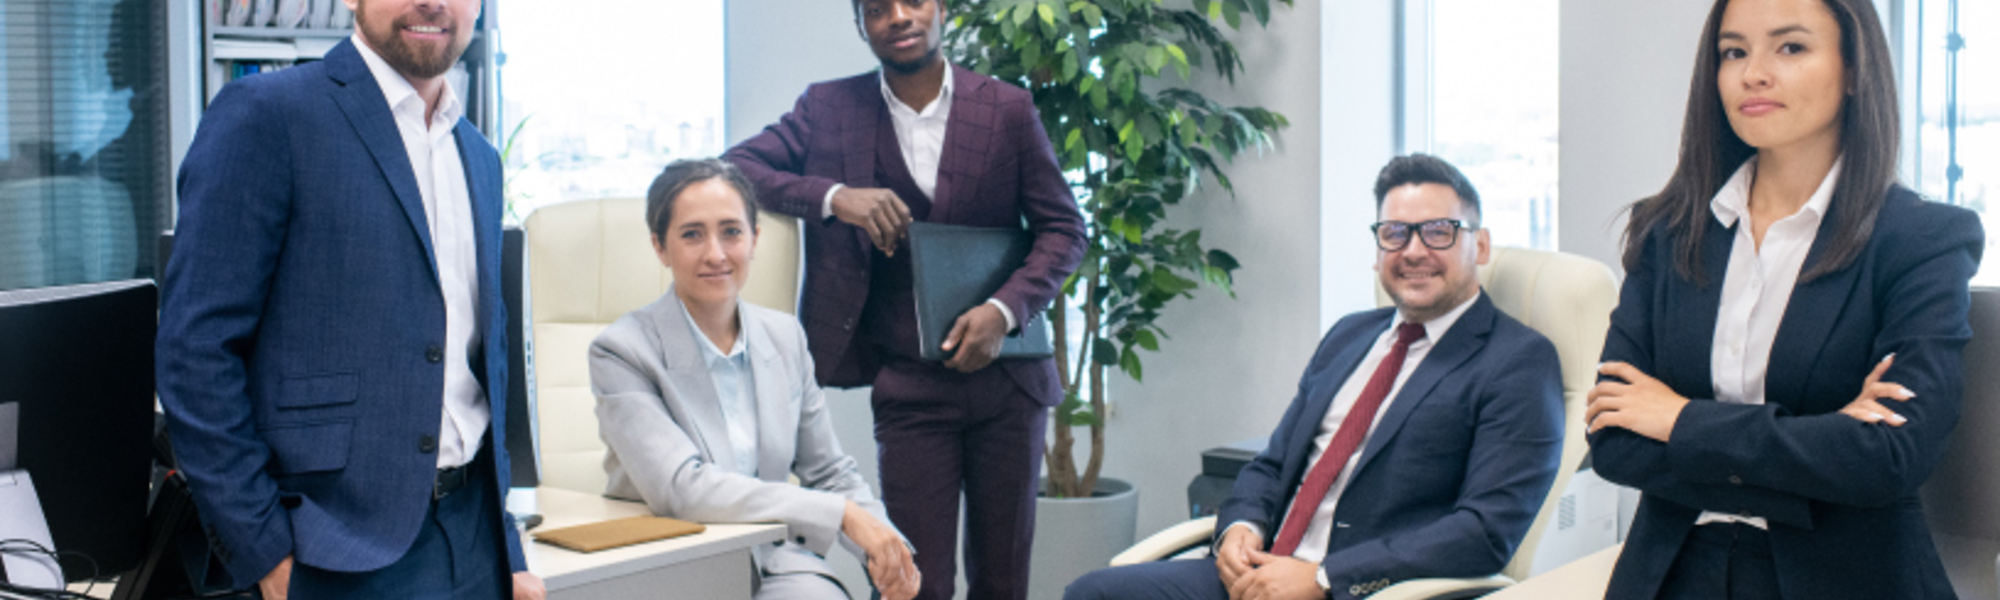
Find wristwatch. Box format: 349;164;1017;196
1316;568;1332;594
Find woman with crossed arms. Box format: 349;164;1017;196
1585;0;1980;598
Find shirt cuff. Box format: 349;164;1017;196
1218;521;1265;553
821;184;843;221
985;298;1017;333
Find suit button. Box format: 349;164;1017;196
426;346;444;363
1728;475;1743;485
1350;585;1363;596
419;435;437;454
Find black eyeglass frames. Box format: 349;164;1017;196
1371;219;1478;251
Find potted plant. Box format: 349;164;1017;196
946;0;1290;590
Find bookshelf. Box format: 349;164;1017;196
199;0;500;137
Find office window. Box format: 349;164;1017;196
0;1;170;291
498;1;725;223
1907;0;1995;284
1402;0;1559;249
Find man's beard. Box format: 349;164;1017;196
882;44;942;75
358;12;469;80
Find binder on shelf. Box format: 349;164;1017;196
908;222;1054;362
213;39;296;61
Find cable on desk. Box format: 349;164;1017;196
0;539;99;600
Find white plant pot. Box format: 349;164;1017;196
1028;477;1138;600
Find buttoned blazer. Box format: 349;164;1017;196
1217;293;1564;600
156;38;523;587
589;291;897;576
1592;186;1983;599
723;64;1085;401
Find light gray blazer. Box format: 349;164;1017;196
589;291;893;577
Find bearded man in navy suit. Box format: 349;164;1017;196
1066;155;1563;600
157;1;543;598
724;0;1085;598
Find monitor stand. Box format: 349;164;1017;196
0;469;63;588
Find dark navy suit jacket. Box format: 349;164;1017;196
724;65;1085;402
1218;294;1564;600
156;39;525;587
1592;186;1982;599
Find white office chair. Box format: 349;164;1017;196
1112;246;1619;600
523;197;800;494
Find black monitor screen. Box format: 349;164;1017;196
0;280;156;580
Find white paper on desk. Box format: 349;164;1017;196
0;470;63;588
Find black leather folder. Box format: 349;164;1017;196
908;222;1055;362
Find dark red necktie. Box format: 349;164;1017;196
1269;321;1427;557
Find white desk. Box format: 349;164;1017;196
526;487;787;600
1485;544;1621;600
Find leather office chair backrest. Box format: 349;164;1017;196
1919;288;2000;599
524;197;801;494
1376;245;1619;582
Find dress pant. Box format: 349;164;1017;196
1063;558;1229;600
286;447;509;600
1653;522;1781;600
871;358;1048;600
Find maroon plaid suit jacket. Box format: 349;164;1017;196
725;65;1084;405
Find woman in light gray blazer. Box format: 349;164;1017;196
589;159;919;600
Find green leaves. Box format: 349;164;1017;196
944;0;1288;433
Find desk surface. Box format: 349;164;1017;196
525;487;787;590
1486;544;1621;600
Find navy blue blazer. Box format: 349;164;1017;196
156;39;525;587
1218;293;1564;600
1592;186;1982;599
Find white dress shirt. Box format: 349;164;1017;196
679;300;760;477
820;65;1017;331
353;35;488;469
1229;292;1482;562
1695;156;1841;529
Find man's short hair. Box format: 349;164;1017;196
1372;153;1482;221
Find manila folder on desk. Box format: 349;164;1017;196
908;222;1054;362
531;516;705;553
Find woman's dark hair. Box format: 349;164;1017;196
1622;0;1900;285
645;158;761;243
1373;153;1483;221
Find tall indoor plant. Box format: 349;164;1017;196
947;0;1291;499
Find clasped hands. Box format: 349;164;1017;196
1586;354;1916;444
1214;526;1325;600
843;501;922;600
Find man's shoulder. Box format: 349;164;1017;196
209;60;329;114
801;71;882;107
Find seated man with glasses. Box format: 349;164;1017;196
1065;154;1564;600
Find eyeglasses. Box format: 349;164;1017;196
1371;219;1478;251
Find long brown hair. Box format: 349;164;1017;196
1622;0;1901;285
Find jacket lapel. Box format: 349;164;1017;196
652;292;735;473
1286;310;1392;478
1766;207;1862;410
322;39;438;283
743;307;793;482
930;65;993;223
1351;294;1494;477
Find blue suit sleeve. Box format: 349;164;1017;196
1665;215;1981;508
1316;333;1565;593
1215;324;1349;545
156;79;296;587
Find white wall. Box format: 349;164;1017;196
1555;1;1710;273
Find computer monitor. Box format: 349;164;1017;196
0;280;156;580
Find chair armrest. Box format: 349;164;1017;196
1367;575;1514;600
1110;515;1218;566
